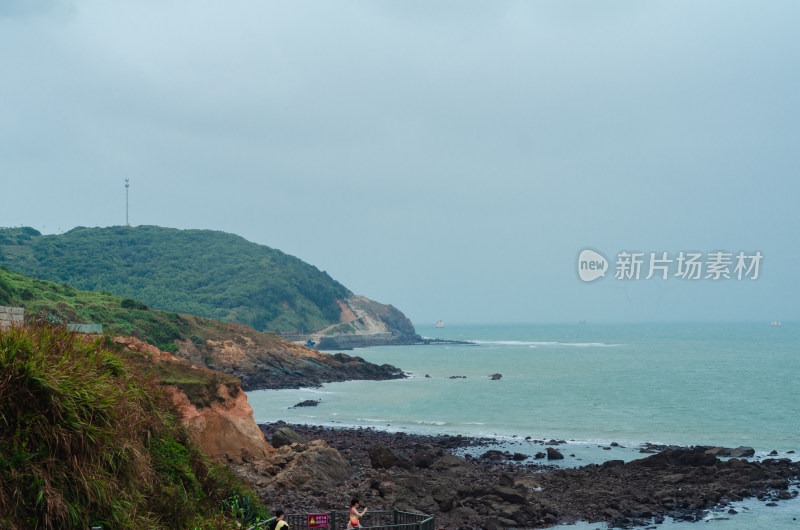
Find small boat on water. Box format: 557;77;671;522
435;320;444;328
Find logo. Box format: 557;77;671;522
578;249;608;282
576;248;762;282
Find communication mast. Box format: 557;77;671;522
124;179;130;226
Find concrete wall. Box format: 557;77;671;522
0;306;24;329
66;323;104;333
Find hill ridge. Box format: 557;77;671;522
0;225;356;333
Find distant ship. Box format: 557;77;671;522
435;320;444;328
770;321;782;327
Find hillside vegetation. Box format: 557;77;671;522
0;265;196;352
0;226;350;333
0;267;405;391
0;324;268;529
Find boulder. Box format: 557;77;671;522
481;450;506;461
268;440;349;489
272;427;308;448
729;446;755;458
547;447;564;460
412;447;441;468
368;444;407;468
490;373;503;380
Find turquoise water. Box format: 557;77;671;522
248;323;800;528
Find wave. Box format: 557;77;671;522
471;340;621;347
355;417;391;424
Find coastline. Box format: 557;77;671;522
250;421;800;529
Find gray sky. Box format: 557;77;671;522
2;1;798;324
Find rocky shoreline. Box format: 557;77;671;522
245;422;800;529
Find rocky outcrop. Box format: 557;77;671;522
115;335;275;465
272;427;309;448
255;423;800;529
255;440;350;490
703;445;756;458
313;296;421;350
368;445;409;469
167;382;274;464
173;315;405;390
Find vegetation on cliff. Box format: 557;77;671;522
0;265;195;352
0;267;405;391
0;324;268;529
0;226;350;333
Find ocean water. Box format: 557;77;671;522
248;323;800;528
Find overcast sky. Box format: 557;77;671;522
2;1;798;324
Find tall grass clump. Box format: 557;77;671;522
0;324;267;529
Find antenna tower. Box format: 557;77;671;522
124;179;130;226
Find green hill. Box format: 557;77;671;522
0;225;350;333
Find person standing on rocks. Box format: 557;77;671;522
348;498;367;528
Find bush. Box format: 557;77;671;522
0;323;267;529
120;298;149;311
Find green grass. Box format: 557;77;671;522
0;266;194;351
0;324;269;529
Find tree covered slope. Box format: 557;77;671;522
0;226;350;333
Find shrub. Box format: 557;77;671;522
120;298;149;311
0;323;267;529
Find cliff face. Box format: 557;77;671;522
115;336;275;464
173;315;406;390
167;382;274;464
312;296;421;350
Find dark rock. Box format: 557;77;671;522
769;450;779;456
486;485;527;504
546;447;564;460
498;473;514;487
368;444;407;469
489;373;502;380
704;446;730;457
534;452;546;459
729;446;755;458
272;427;308;448
411;447;440;468
291;399;320;408
481;450;506;461
255;421;800;530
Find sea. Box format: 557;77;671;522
248;323;800;528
